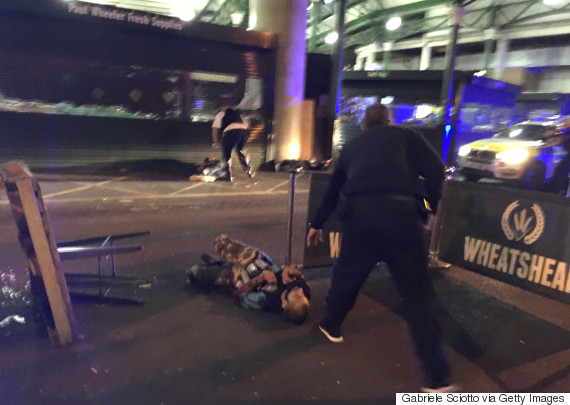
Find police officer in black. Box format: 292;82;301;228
306;103;456;392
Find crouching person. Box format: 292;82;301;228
187;234;311;325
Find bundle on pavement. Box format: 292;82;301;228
189;157;231;182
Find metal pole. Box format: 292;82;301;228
440;2;464;166
483;8;497;71
285;168;302;266
326;0;347;159
428;176;451;269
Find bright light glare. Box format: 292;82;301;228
509;128;522;138
77;0;109;3
386;16;402;31
178;8;195;21
230;12;244;25
324;0;334;4
415;104;432;119
381;96;394;105
458;145;472;157
171;0;205;21
497;149;530;164
543;0;563;5
325;32;338;44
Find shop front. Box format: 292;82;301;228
0;0;277;168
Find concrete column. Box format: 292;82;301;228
494;36;509;81
249;0;308;161
354;54;365;71
383;42;393;71
419;43;431;70
308;0;320;52
366;51;376;68
483;28;497;70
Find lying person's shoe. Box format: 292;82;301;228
201;254;224;266
186;265;200;285
319;321;344;343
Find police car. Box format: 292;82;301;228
456;121;567;190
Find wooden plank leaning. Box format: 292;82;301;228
0;161;77;346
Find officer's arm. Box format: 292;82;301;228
310;150;348;229
409;130;444;212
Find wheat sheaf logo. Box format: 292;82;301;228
501;201;545;245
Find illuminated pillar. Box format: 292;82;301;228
250;0;307;161
419;42;431;70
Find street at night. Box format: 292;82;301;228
1;166;569;404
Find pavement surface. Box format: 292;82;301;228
0;159;569;405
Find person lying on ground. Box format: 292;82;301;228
187;234;311;325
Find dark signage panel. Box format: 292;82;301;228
438;181;570;305
304;174;570;305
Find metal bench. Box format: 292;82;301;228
57;231;150;297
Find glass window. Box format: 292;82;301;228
492;123;556;141
0;52;263;122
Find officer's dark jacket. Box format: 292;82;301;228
311;124;444;229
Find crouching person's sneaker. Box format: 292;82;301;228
421;384;460;393
319;320;344;343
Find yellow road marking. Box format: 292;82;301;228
0;188;309;204
167;182;204;196
41;177;127;198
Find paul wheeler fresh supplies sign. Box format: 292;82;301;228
438;181;570;304
67;2;184;31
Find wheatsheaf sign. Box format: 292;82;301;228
438;181;570;305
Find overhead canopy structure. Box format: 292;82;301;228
74;0;570;55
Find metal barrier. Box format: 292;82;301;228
285;168;303;266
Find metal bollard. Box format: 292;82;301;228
285;167;303;267
428;168;452;269
428;207;444;267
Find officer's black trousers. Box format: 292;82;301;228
322;194;449;387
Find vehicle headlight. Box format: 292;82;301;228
458;145;471;157
496;148;530;165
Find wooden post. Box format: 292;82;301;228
0;161;76;345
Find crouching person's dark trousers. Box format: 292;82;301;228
222;129;251;175
321;194;450;388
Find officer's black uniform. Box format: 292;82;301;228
310;122;449;388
